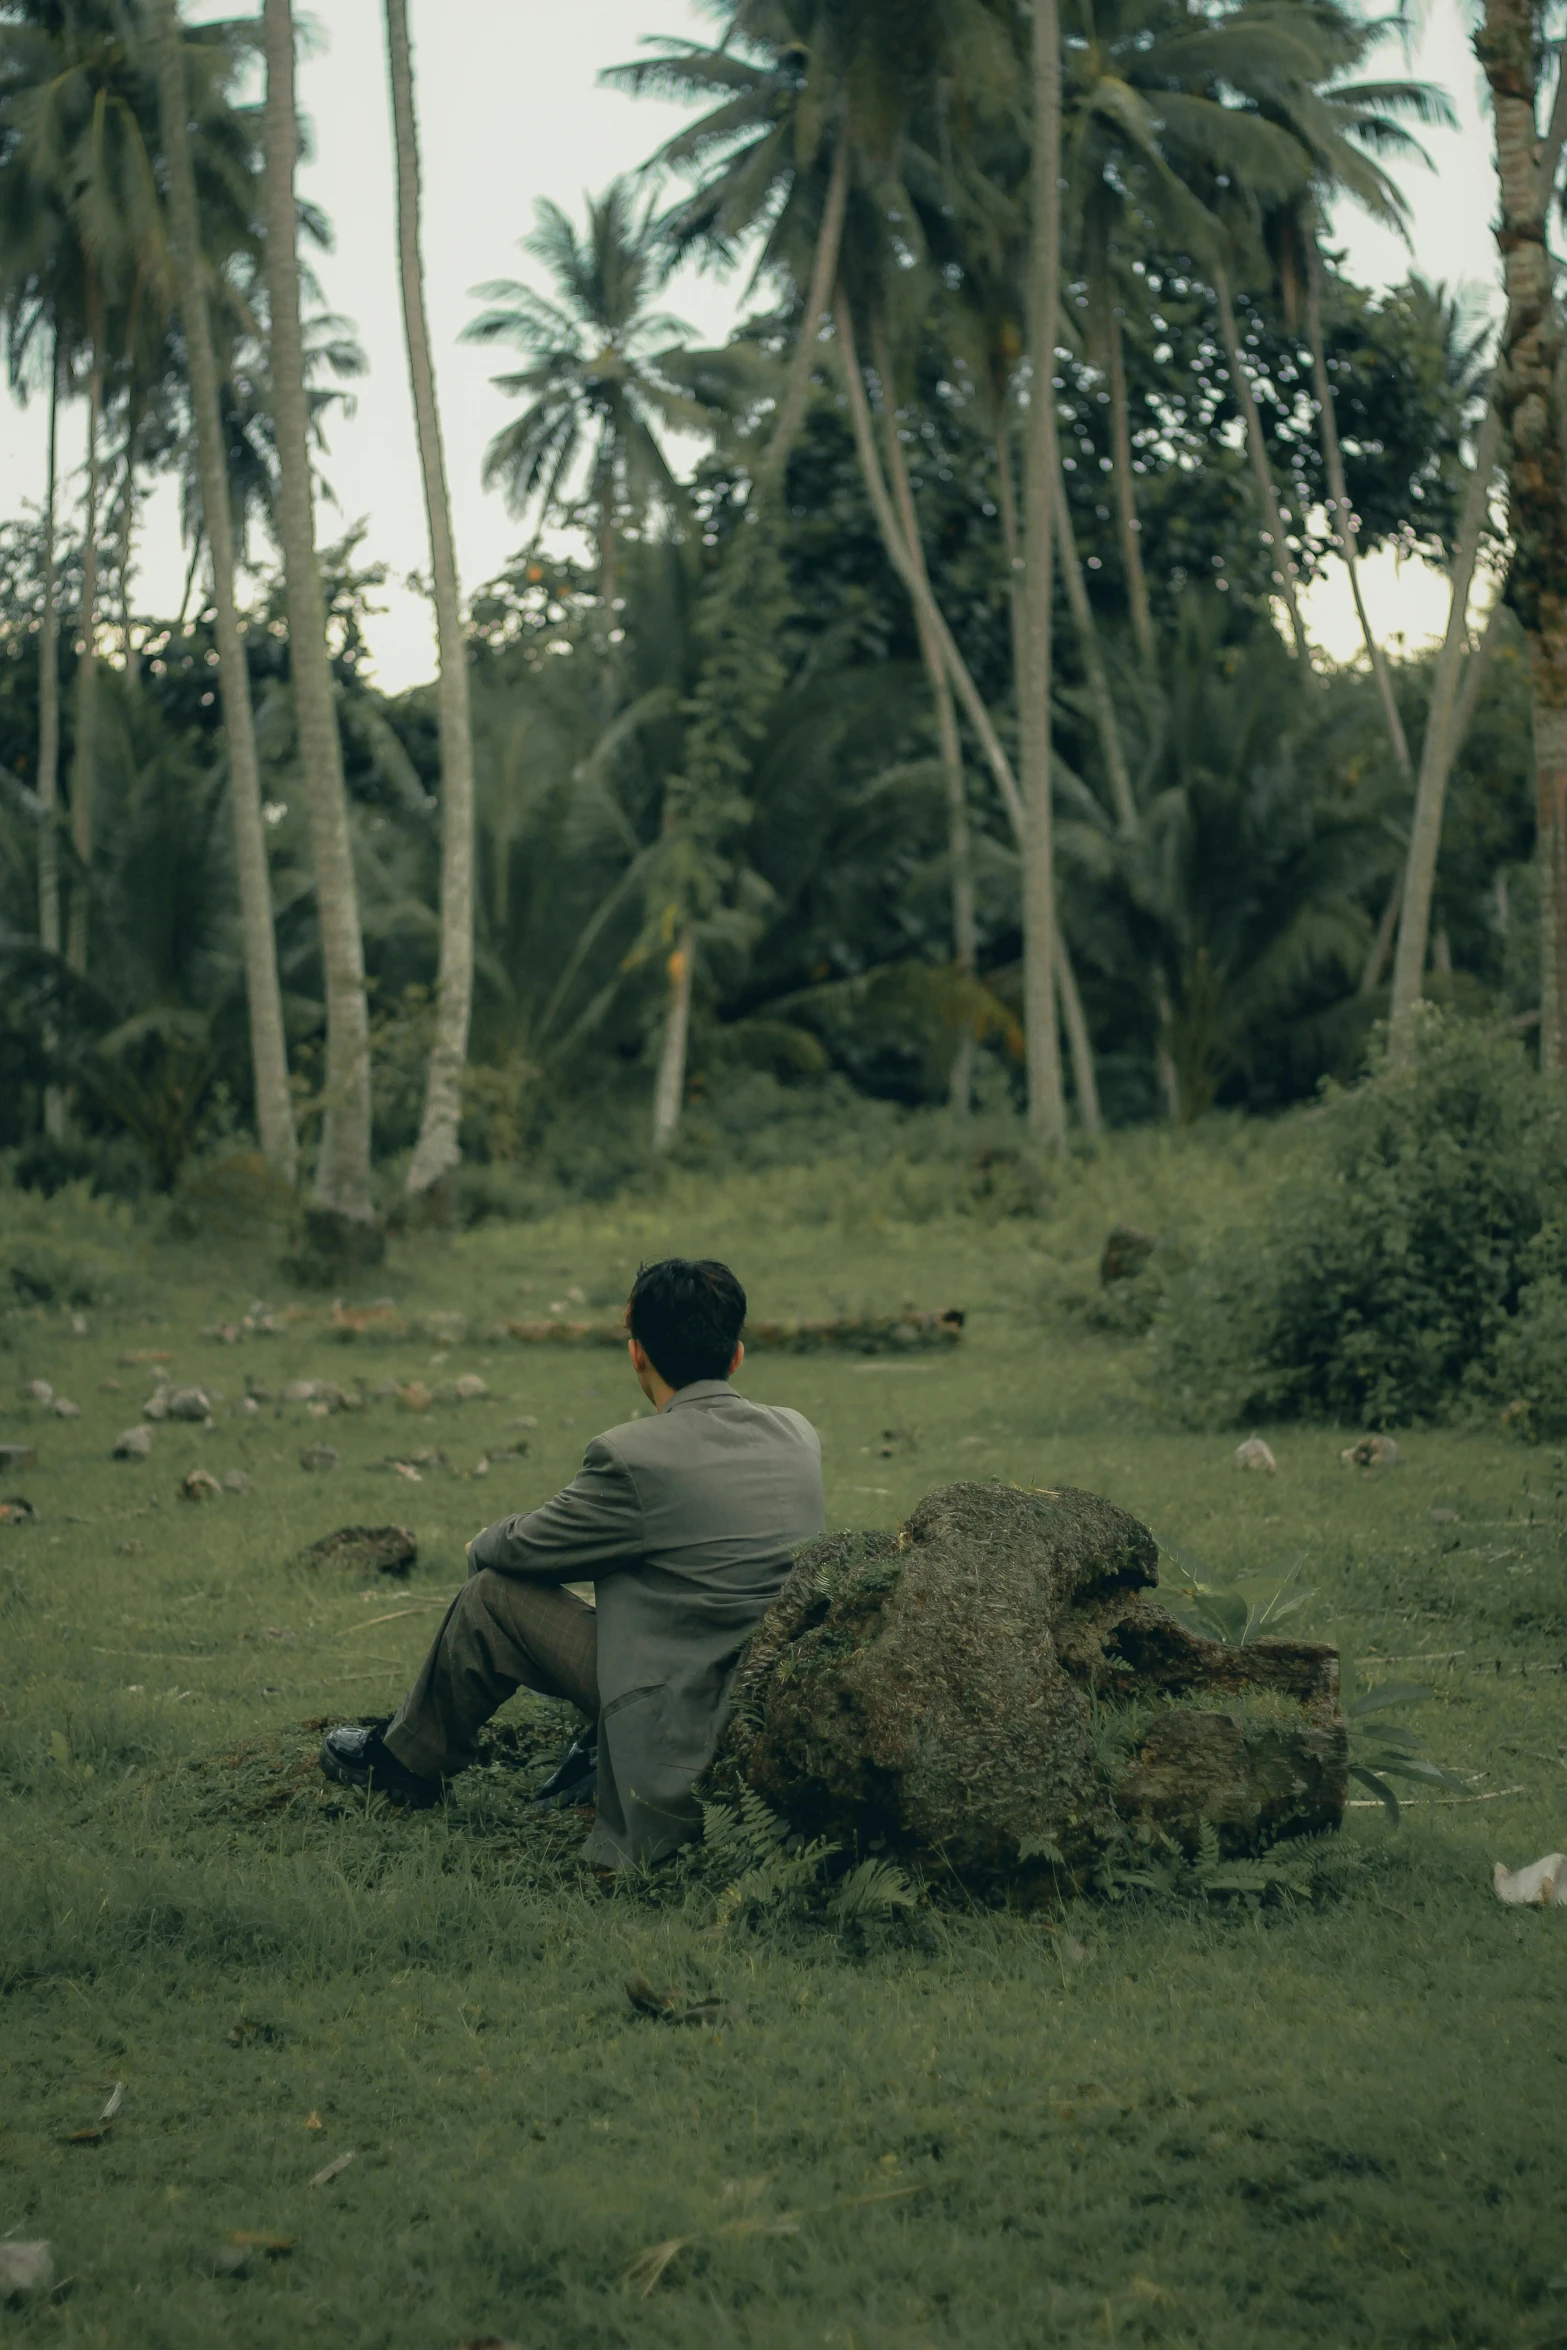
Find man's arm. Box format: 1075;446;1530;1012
466;1436;646;1583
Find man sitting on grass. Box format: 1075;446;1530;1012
320;1258;825;1870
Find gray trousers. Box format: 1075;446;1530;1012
382;1559;599;1780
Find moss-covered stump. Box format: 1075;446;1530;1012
721;1482;1346;1886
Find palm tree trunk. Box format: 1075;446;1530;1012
1304;238;1414;783
263;0;374;1218
38;334;64;1141
1054;462;1136;833
1103;303;1155;668
117;398;141;686
869;317;978;1113
175;526;202;633
385;0;476;1199
1055;928;1102;1136
1020;0;1065;1148
651;929;693;1152
149;0;297;1183
833;292;1025;842
1213;260;1309;660
1390;404;1501;1030
757;128;850;494
67;306;102;977
1479;0;1567;1077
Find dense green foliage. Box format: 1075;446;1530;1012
1154;1015;1567;1426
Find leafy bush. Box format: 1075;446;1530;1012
1152;1013;1567;1425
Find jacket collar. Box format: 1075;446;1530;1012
661;1377;735;1413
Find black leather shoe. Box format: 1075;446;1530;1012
533;1730;597;1809
320;1721;441;1808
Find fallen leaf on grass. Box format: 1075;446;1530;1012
100;2082;123;2123
304;2111;324;2131
1494;1853;1567;1905
67;2127;107;2144
0;2241;54;2300
625;1974;740;2028
309;2150;355;2187
624;2183;923;2294
228;2232;294;2255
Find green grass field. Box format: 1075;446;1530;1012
3;1138;1567;2350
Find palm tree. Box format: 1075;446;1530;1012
146;0;295;1184
383;0;474;1199
1020;0;1065;1148
608;0;1013;496
1477;0;1567;1078
464;182;705;613
262;0;374;1230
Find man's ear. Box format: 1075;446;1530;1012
628;1337;646;1375
728;1339;745;1377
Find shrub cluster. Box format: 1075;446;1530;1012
1152;1013;1567;1428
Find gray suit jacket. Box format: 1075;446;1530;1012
467;1378;825;1868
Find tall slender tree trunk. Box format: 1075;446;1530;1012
834;292;1024;839
651;929;693;1152
149;0;297;1181
38;335;64;1141
1055;927;1102;1136
1390;404;1501;1030
1054;461;1136;833
1213;260;1309;660
263;0;374;1218
67;310;102;977
1479;0;1567;1076
385;0;477;1198
869;316;978;1113
1304;239;1414;783
757;128;850;497
1102;300;1155;669
117;398;141;687
1021;0;1065;1147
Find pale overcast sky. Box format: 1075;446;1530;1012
0;0;1503;685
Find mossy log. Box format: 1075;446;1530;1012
719;1482;1346;1887
501;1309;964;1354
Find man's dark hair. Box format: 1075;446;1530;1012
627;1258;746;1390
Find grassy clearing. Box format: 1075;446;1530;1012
3;1133;1567;2349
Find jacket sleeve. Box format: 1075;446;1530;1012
467;1436;645;1582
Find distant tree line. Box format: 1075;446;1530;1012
0;0;1553;1216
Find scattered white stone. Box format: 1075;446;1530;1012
142;1390;169;1421
180;1469;223;1501
1494;1854;1567;1906
454;1373;489;1402
24;1379;53;1407
69;1313;88;1337
222;1469;253;1495
241;1396;261;1417
1234;1436;1277;1474
113;1426;153;1459
52;1397;81;1419
0;2240;54;2300
166;1386;211;1422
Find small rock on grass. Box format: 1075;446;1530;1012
53;1396;80;1418
1342;1434;1398;1469
0;2241;54;2301
1234;1435;1276;1473
24;1379;53;1406
167;1386;212;1422
0;1444;38;1473
223;1469;253;1495
298;1524;416;1577
180;1469;223;1502
1428;1506;1459;1524
300;1443;340;1472
113;1426;153;1459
